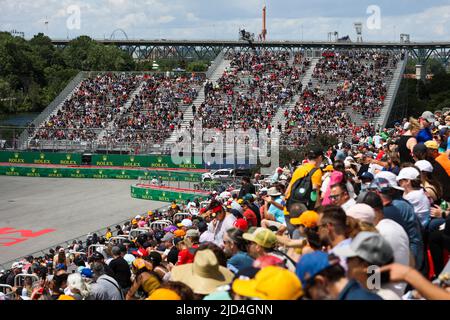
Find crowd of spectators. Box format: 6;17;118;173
281;50;398;147
2;109;450;301
32;73;141;144
100;74;203;146
193;50;305;132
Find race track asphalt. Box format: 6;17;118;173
0;176;172;268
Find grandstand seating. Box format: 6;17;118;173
24;49;405;150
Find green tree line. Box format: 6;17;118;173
390;59;450;123
0;32;209;115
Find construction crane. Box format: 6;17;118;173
258;5;267;41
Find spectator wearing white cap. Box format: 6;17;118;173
397;167;431;228
371;172;424;271
5;262;23;286
415;160;442;203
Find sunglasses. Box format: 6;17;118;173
329;193;344;200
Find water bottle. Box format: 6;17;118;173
440;200;448;212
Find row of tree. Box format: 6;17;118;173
0;33;209;114
390;59;450;123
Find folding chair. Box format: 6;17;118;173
150;221;171;231
0;284;16;300
14;274;39;288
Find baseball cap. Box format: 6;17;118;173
80;268;93;278
346;204;376;224
364;151;375;159
12;262;23;269
146;288;181;300
232;266;303;300
135;215;142;220
243;194;253;201
415;160;433;173
375;171;404;191
360;172;374;181
177;219;193;228
233;218;249;232
90;251;105;260
403;122;410;130
333;231;394;266
174;229;186;238
290;211;319;228
164;225;178;233
161;233;175;242
421;111;436;123
396;167;420;181
295;251;340;288
185;229;200;238
439;127;449;136
243;228;276;249
424;140;439;150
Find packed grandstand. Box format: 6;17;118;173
22;49;404;152
1;49;450;301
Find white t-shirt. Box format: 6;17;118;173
403;189;430;226
341;198;356;213
376;218;410;297
213;214;237;247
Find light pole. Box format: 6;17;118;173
354;22;363;43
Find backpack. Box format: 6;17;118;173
286;167;319;212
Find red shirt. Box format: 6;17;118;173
243;209;258;228
177;244;198;265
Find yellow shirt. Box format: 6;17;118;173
284;163;323;215
105;232;112;240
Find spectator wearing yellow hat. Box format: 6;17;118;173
232;266;303;300
146;288;181;300
276;211;320;261
146;281;195;300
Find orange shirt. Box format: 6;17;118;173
436;153;450;176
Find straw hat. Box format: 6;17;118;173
170;249;234;295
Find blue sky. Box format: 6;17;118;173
1;0;450;41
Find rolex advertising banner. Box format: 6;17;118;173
0;151;81;165
0;166;202;182
131;185;209;202
0;151;201;169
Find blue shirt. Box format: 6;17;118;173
268;197;286;224
338;279;383;300
416;127;433;143
227;252;254;274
